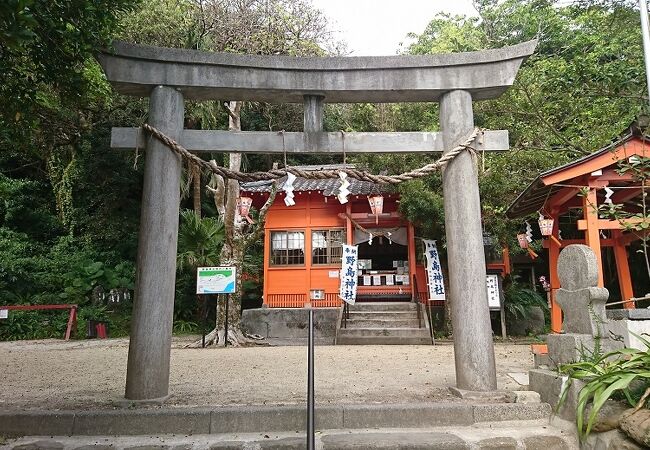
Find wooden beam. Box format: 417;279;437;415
338;212;400;220
620;230;650;245
577;217;647;230
595;170;634;182
610;187;643;204
546;186;581;210
541;138;650;186
112;128;509;154
541;238;617;248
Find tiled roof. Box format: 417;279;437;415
241;165;394;196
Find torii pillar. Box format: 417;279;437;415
441;90;497;390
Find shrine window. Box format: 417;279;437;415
312;229;344;265
270;230;305;266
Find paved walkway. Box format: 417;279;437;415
0;338;534;410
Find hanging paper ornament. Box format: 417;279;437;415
538;214;561;246
236;196;254;224
368;232;373;246
517;233;529;249
387;231;392;245
558;229;562;240
525;221;533;243
238;196;253;217
517;232;538;259
337;172;350;204
283;173;296;206
368;194;384;224
604;187;614;205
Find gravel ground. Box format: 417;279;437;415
0;338;534;410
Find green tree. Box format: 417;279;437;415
353;0;646;252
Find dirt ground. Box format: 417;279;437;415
0;337;534;410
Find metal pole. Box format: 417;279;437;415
201;295;206;348
224;294;229;347
307;308;315;450
640;0;650;105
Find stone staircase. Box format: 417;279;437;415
336;301;432;345
3;402;579;449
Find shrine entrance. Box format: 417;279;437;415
98;39;536;401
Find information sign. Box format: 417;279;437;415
196;267;236;294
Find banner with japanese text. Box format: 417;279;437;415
339;244;359;305
423;240;445;301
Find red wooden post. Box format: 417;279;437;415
549;210;562;334
583;186;604;287
64;306;77;340
612;230;635;308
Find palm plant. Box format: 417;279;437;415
557;333;650;444
177;209;225;273
503;278;548;320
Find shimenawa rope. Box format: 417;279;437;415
141;123;481;184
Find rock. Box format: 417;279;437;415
13;441;64;450
477;436;517;449
582;429;645;450
522;435;567;450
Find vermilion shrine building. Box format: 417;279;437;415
507;123;649;333
241;166;436;308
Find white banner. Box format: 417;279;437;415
423;240;445;301
339;244;359;305
486;274;501;309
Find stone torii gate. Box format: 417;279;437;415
98;40;536;402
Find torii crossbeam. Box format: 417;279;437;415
97;39;536;402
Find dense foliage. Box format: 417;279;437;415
1;0;648;339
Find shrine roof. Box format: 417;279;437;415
506;124;650;218
241;165;394;196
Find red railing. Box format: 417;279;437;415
266;293;341;308
0;304;77;340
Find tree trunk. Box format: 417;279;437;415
192;163;201;218
188;101;263;347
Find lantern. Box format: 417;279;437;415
517;233;538;259
538;216;554;236
538;215;561;246
516;233;529;249
368;194;384;224
238;196;253;217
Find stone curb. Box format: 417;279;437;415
0;402;551;438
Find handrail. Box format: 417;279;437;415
413;276;435;345
412;275;422;328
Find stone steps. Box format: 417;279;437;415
0;402;553;438
337;301;431;345
349;301;416;311
344;318;421;328
2;402;579;449
5;419;578;449
347;311;418;320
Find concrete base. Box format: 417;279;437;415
529;368;630;426
115;394;170;408
545;333;620;368
241;308;338;344
0;402;552;438
5;418;578;449
529;368;579;421
448;387;515;403
605;317;650;351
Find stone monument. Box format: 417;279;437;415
546;244;611;365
